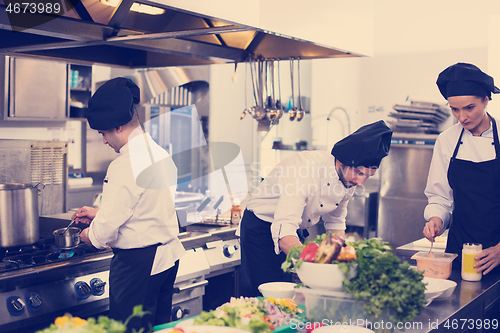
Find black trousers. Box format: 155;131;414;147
110;244;179;332
239;209;292;297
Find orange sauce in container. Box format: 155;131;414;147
230;205;242;224
411;252;458;279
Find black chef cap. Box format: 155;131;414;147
86;77;140;130
436;63;500;100
331;120;393;169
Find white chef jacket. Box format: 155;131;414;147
245;150;355;254
88;132;186;275
424;120;497;230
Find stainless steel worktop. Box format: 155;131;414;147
394;234;500;333
394;269;500;333
180;223;238;250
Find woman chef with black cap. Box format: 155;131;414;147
71;77;185;331
423;63;500;275
239;120;393;296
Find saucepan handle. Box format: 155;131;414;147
32;181;45;195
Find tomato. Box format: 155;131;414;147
299;243;319;262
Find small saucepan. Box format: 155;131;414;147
53;227;81;249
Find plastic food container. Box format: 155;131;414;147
297;287;392;333
258;282;296;299
411;252;458;279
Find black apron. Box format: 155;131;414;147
109;244;159;331
239;209;295;297
446;116;500;272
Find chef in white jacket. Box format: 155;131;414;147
72;77;185;331
239;120;393;296
423;63;500;275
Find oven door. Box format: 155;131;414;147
171;278;208;321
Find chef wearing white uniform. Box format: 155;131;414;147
239;120;393;296
424;63;500;275
72;77;185;331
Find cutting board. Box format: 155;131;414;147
412;237;447;249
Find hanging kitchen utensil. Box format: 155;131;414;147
264;60;275;122
250;58;266;120
241;61;250;120
276;60;284;122
270;60;281;123
296;58;305;122
289;58;297;121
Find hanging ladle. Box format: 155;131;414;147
289;59;297;121
296;58;305;122
250;59;266;121
276;60;284;121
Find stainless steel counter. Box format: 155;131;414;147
394;269;500;333
394;235;500;333
292;269;500;333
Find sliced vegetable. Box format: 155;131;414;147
298;243;319;262
314;235;342;263
336;245;357;262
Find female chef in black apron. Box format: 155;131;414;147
423;63;500;275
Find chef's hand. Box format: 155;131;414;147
474;243;500;275
327;229;345;237
423;217;443;241
279;235;303;255
71;206;98;225
80;227;93;246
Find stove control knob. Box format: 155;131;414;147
75;281;92;299
7;296;25;316
26;292;43;311
171;306;190;321
90;278;106;296
223;244;237;258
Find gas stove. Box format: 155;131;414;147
0;239;108;274
0;239;113;333
0;225;242;332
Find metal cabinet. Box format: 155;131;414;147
2;56;68;120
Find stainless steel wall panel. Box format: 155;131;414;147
377;134;437;250
378;196;428;249
379;144;434;199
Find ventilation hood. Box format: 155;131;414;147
0;0;368;68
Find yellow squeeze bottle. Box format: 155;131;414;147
462;243;482;281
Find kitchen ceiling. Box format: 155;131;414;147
0;0;360;68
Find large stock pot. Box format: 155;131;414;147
0;183;41;247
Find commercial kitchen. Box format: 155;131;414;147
1;1;500;332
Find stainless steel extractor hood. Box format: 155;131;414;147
0;0;363;68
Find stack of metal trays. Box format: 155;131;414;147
389;101;450;134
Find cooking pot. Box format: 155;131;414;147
0;183;42;247
53;227;81;249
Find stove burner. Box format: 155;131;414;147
0;239;109;274
58;251;75;259
0;260;19;270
